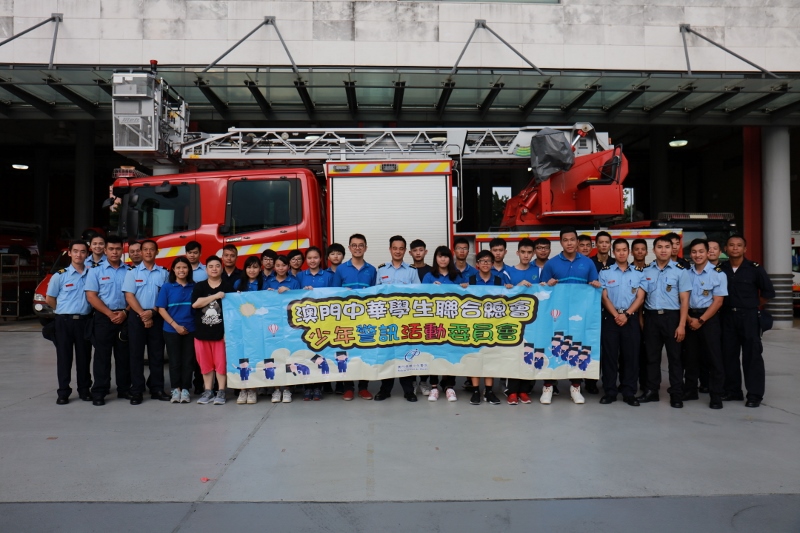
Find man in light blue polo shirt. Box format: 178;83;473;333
375;235;420;403
85;235;131;405
47;240;93;405
123;239;169;404
638;235;692;408
331;233;377;400
684;238;728;409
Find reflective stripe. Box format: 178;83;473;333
214;238;310;258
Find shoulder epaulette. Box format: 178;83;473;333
676;263;686;269
601;265;611;271
127;265;135;270
56;268;66;274
634;265;644;272
714;265;723;272
752;262;760;267
377;263;386;269
410;265;417;269
91;263;100;268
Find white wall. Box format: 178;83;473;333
0;0;798;71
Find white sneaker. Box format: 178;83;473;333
570;385;585;404
271;389;282;403
540;386;553;405
180;389;190;403
282;389;292;403
428;388;439;401
170;388;180;403
237;390;248;404
446;388;457;402
246;389;257;404
419;381;432;396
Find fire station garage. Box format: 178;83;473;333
0;1;798;325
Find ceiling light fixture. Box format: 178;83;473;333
669;138;688;148
12;164;29;170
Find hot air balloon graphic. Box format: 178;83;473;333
267;323;279;337
550;309;561;323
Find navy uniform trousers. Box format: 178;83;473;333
642;310;683;396
683;310;724;397
721;308;764;401
128;312;165;396
54;314;92;398
600;311;640;397
90;313;131;399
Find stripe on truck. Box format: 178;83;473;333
214;238;311;257
156;246;185;259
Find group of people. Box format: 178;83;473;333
46;228;774;410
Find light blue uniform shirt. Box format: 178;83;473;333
192;263;208;282
376;261;419;285
642;260;692;310
84;262;129;310
688;262;728;309
46;265;92;315
122;262;168;309
506;264;540;286
599;263;646;310
85;254;107;268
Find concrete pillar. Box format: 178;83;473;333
649;128;670;217
73;122;95;235
33;148;49;254
761;127;793;329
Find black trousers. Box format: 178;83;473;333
343;380;369;392
128;312;165;396
379;376;415;395
164;331;196;391
90;313;130;399
643;310;683;396
683;310;724;396
507;378;534;395
600;311;640;397
54;315;92;398
721;308;764;401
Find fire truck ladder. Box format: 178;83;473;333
180;123;609;165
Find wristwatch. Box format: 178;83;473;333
698;318;705;325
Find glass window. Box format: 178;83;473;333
228;179;301;235
132;184;196;238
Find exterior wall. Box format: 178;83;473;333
0;0;799;71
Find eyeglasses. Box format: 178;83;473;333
477;259;492;264
350;244;366;249
454;247;469;251
535;246;550;251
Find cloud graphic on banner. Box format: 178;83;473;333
569;315;583;321
533;291;551;300
254;307;269;315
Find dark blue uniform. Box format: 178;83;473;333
719;258;775;403
85;261;131;400
47;265;93;401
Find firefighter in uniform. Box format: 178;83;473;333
719;235;775;407
638;235;691;408
123;239;169;404
85;235;131;405
46;240;93;405
598;238;646;406
683;239;727;409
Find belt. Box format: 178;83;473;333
644;309;679;315
689;307;708;314
603;308;628;315
727;307;756;312
56;314;90;320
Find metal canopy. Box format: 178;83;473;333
0;65;799;126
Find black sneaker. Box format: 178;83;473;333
469;390;481;405
484;390;501;405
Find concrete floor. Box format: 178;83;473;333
0;320;798;531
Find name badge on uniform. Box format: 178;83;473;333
702;289;709;297
631;287;637;294
666;284;672;292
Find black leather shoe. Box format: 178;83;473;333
623;396;640;407
130;395;143;405
151;390;171;401
585;382;600;395
670;395;684;408
681;390;699;401
599;395;616;404
117;392;132;400
698;386;710;394
636;390;660;403
56;397;69;405
745;399;761;408
722;392;744;401
404;393;418;402
92;398;105;406
709;397;723;409
79;393;92;402
373;391;391;401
